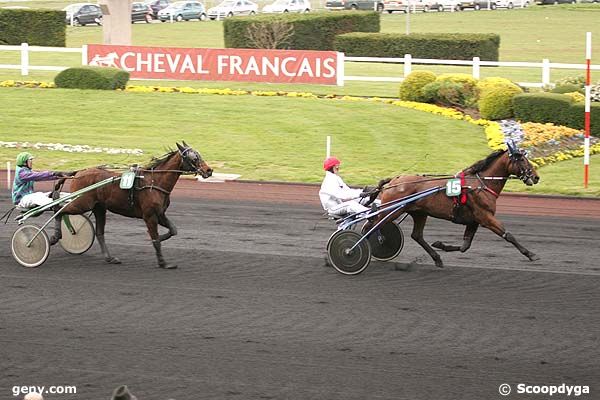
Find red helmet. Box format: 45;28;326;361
323;156;341;171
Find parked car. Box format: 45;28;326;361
325;0;384;11
435;0;462;9
158;1;207;21
383;0;442;12
262;0;311;13
131;2;154;22
63;3;103;25
458;0;498;9
144;0;171;17
207;0;258;19
535;0;575;3
495;0;529;7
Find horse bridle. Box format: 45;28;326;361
179;146;202;174
508;151;535;183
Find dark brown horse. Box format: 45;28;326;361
373;142;540;268
52;142;213;269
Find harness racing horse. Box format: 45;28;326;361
52;142;213;269
373;142;540;268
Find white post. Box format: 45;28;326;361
584;31;592;188
373;1;377;10
541;58;550;86
70;13;74;26
326;136;331;158
6;162;11;190
20;42;29;76
403;53;412;77
472;56;480;79
336;52;345;87
81;44;88;65
487;0;490;9
406;1;410;35
170;13;173;23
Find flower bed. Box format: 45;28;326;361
0;141;143;156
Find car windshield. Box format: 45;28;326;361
169;1;187;8
63;4;86;12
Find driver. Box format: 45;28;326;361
319;156;371;217
11;152;69;208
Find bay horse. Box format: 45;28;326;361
371;142;540;268
51;142;213;269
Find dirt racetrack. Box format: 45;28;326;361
1;179;599;400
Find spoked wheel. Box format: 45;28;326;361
59;214;95;255
361;221;404;261
327;230;371;275
11;225;50;268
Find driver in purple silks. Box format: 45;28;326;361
11;152;68;208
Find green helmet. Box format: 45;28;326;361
16;152;34;167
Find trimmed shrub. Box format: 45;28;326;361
399;70;436;102
422;80;478;108
513;93;600;137
476;77;516;97
479;85;523;120
333;32;500;61
54;67;130;90
224;12;379;51
550;83;584;94
0;8;65;46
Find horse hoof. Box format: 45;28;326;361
431;241;444;249
105;257;122;264
528;253;540;262
49;235;61;246
159;264;178;269
435;261;445;268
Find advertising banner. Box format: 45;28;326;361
87;44;341;85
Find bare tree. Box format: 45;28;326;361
246;21;294;49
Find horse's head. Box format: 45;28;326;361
506;141;539;186
176;141;213;179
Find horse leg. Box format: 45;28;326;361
49;213;63;245
411;214;444;268
480;215;540;261
94;205;121;264
432;223;479;252
157;213;177;242
144;214;177;269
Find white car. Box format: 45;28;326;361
262;0;311;13
495;0;529;7
207;0;258;19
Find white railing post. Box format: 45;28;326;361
472;56;480;79
81;44;88;65
20;42;29;76
373;1;377;10
403;53;412;77
542;58;551;86
170;14;173;23
6;162;11;191
326;136;331;158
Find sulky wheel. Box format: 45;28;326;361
11;224;50;268
361;221;404;261
59;214;95;255
327;230;371;275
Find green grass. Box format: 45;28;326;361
1;6;600;97
0;87;490;184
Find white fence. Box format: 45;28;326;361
1;43;600;87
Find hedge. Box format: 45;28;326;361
54;67;130;90
223;12;379;51
334;33;500;61
513;93;600;137
0;9;65;47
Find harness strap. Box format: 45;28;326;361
459;171;467;205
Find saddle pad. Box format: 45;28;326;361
120;171;136;190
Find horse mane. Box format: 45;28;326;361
146;148;178;169
464;150;507;174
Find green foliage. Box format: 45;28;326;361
479;85;523;120
513;93;600;137
54;67;130;90
550;84;584;94
0;9;65;46
422;80;478;108
554;75;585;89
420;73;479;108
333;32;500;61
399;70;436;102
224;12;379;51
563;92;585;103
